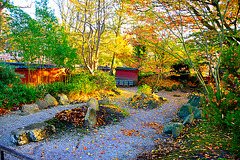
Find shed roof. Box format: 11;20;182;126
115;67;138;71
0;62;60;69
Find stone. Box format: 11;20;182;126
165;86;172;91
183;113;194;125
21;104;39;114
163;122;174;134
36;99;48;110
187;95;201;107
26;122;55;142
147;100;157;109
10;129;29;145
98;98;111;106
178;103;192;119
178;84;184;90
57;94;69;105
10;122;55;145
157;86;162;91
87;98;99;111
84;107;97;128
140;93;148;99
44;94;58;106
172;123;183;138
172;84;178;90
194;108;202;119
160;97;168;101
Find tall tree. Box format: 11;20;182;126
56;0;111;75
7;0;77;68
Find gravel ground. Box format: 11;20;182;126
0;87;189;160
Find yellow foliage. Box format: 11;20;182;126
138;75;181;88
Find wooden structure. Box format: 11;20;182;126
1;62;67;85
115;67;139;86
98;66;111;72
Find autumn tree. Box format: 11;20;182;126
105;0;131;73
7;0;77;67
56;0;111;75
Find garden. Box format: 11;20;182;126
0;0;240;159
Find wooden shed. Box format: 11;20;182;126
115;67;139;86
2;62;67;85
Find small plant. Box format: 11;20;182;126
0;63;23;85
137;84;152;95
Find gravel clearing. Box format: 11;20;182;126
0;87;189;160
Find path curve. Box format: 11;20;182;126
0;87;189;160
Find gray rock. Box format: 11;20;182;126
21;104;39;114
178;103;192;119
172;123;183;137
183;113;194;125
140;93;148;99
165;86;172;91
172;84;178;90
163;122;174;134
178;84;184;90
44;94;58;106
187;95;201;107
98;98;111;106
10;129;29;145
87;98;99;111
160;97;167;101
84;108;97;128
194;108;202;119
57;94;69;105
10;122;55;145
36;99;48;110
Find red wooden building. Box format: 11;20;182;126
2;62;67;85
115;67;139;86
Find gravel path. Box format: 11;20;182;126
0;87;189;160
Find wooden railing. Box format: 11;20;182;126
0;145;34;160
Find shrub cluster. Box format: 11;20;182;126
0;64;116;111
202;43;240;156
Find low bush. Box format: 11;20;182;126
202;73;240;156
0;67;116;111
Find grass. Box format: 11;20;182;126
168;120;234;159
137;119;236;159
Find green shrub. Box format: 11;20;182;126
221;42;240;77
0;83;39;110
44;82;75;97
0;63;23;85
202;73;240;156
137;84;152;95
67;70;116;94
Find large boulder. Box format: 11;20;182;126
84;107;97;128
172;84;178;90
194;108;202;119
187;95;201;107
10;129;29;145
87;98;99;111
163;122;174;134
165;86;172;91
44;94;58;106
10;122;55;145
183;113;194;125
98;98;111;106
21;104;39;114
36;99;48;110
172;123;183;138
178;103;192;119
57;94;69;105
